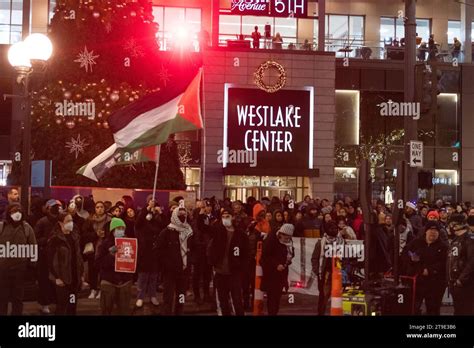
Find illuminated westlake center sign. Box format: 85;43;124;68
236;104;302;152
223;85;314;176
230;0;308;18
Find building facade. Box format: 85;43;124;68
1;0;473;202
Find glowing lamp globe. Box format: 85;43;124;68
8;41;31;68
24;33;53;61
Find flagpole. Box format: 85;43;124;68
152;145;161;200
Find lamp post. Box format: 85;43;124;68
7;33;52;213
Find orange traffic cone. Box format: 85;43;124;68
330;256;343;316
253;241;264;316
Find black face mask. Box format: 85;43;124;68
49;205;60;216
178;215;186;223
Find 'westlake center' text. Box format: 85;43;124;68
236;105;302;152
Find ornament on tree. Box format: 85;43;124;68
102;121;109;129
93;11;100;18
110;92;120;102
65;120;76;129
55;118;62;125
65;134;89;159
158;64;171;87
64;91;72;99
74;46;100;73
104;22;112;34
123;37;144;58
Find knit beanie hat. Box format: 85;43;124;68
277;223;295;236
110;217;126;231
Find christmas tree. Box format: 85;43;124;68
8;0;201;190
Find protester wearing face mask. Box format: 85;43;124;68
96;217;133;315
261;224;295;315
207;209;249;316
135;198;163;308
81;201;111;300
156;207;194;315
447;214;474;315
0;203;36;315
311;221;342;315
47;213;84;315
34;199;63;314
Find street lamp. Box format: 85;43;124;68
7;33;52;213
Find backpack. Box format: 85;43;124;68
0;221;32;241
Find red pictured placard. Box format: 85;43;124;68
114;238;138;273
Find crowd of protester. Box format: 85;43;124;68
0;187;473;316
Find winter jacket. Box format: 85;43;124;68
47;225;84;288
403;236;448;281
302;215;322;231
96;235;133;285
261;233;294;291
195;213;216;260
448;231;474;287
34;215;58;254
156;226;194;274
406;213;423;237
81;214;111;260
136;208;162;273
0;220;36;270
208;222;249;273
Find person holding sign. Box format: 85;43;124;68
47;213;84;315
96;218;133;315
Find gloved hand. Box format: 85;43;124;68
109;245;118;255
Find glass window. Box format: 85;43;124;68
416;19;430;42
0;0;22;44
49;0;57;24
380;17;395;42
448;20;461;43
314;15;364;53
242;16;273;36
436;93;458;147
153;6;201;51
274;17;296;42
350;16;364;41
335;90;360;146
220;14;241;36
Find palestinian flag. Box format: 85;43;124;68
77;144;160;182
77;67;202;181
109;68;203;150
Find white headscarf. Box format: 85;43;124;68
168;208;193;269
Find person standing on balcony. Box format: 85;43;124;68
272;32;283;50
252;26;261;49
452;37;462;59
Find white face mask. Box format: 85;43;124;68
114;228;125;238
11;212;22;222
63;221;74;232
222;218;232;227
